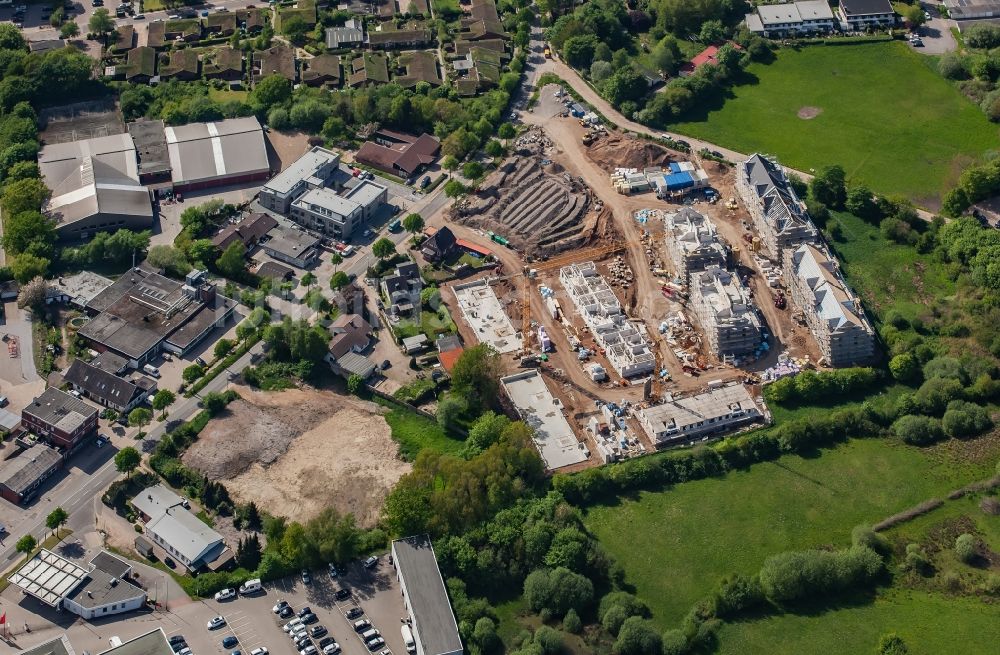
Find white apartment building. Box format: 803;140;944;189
689;266;763;358
784;243;876;367
559;262;655;378
745;0;836;37
663;207;728;280
259;145;342;214
736;154;817;258
289;180;387;239
637;383;764;447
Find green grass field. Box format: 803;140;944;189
671;42;1000;207
716;590;1000;655
827;212;956;322
583;438;998;627
375;398;466;459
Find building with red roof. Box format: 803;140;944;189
679;42;743;76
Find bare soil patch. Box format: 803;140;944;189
797;106;823;120
586;133;677;173
182;385;410;526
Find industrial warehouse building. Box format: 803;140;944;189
637;384;764;447
9;549;146;620
78;268;235;367
38;133;154;240
391;535;463;655
164;117;270;192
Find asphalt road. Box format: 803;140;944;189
0;342;263;568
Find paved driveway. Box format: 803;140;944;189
914;3;958;55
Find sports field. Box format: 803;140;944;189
583;437;999;627
671;42;1000;207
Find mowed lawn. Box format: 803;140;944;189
716;590;1000;655
583;438;998;627
671;42;1000;206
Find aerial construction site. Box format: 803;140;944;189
440;83;874;473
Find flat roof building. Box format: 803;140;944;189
131;484;226;571
259;146;342;215
745;0;836;37
165;117;270;192
79;267;234;366
637;384;764;447
38;133;154;240
452;278;522;354
784;244;876;367
689;266;763;358
500;370;587;470
663;208;727;280
391;535;463;655
9;548;146;620
736;154;817;258
290;180;387;239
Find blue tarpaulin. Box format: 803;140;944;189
663;171;695;191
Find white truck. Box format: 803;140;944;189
401;624;416;653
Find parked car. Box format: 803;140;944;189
335;588;351;601
322;644;341;655
207;616;226;630
222;636;239;649
366;638;385;651
297;606;313;619
215;588;236;602
250;648;269;655
95;436;107;448
353;619;371;632
345;607;364;620
419;176;431;188
280;606;295;619
133;13;144;18
363;556;378;569
318;637;336;649
301;612;318;625
310;626;328;638
284;619;304;633
301;569;311;584
170;642;187;654
328;563;339;578
169;636;187;646
300;646;317;655
272;600;289;614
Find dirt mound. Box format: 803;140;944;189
586;134;675;173
797;106;822;120
182;386;408;527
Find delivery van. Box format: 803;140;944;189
401;624;416;653
239;578;262;595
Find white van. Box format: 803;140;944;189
143;364;161;378
361;629;380;642
401;624;416;653
239;578;262;595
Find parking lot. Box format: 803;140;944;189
16;558;410;655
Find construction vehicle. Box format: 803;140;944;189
774;289;787;310
582;132;594;146
488;231;510;247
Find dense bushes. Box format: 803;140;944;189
892;414;944;445
758;545;884;603
942;400;993;438
763;368;880;405
523;567;594;617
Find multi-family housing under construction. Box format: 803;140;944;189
784;243;876;367
663;207;728;280
559;261;655;378
736;153;817;258
688;266;763;358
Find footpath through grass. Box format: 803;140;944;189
671;42;1000;206
716;590;1000;655
375;396;466;459
583;437;998;627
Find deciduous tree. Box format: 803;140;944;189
114;446;141;478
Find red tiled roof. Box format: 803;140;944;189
456;238;492;257
438;347;464;372
680;42;743;74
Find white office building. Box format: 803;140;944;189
637;384;764;447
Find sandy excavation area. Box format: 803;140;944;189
182;385;410;527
